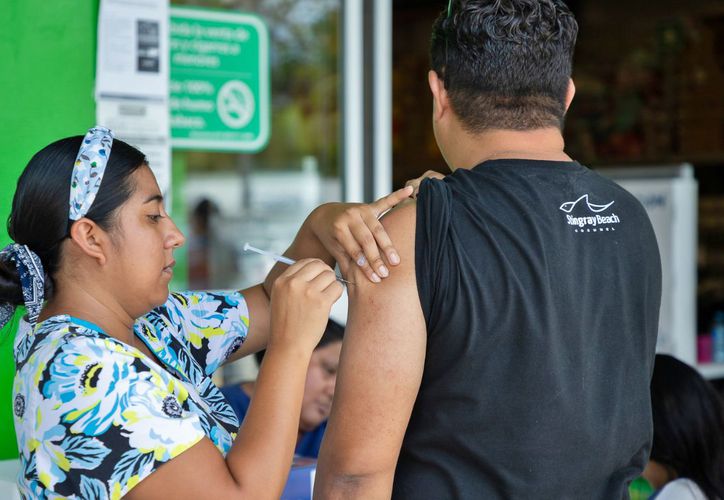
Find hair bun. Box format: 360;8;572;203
0;251;23;306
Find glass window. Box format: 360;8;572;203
171;0;342;384
171;0;341;292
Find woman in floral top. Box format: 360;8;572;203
0;129;410;499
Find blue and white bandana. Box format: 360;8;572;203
0;244;45;329
69;126;114;221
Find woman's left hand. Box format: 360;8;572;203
309;186;413;283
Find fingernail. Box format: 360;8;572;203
389;253;400;265
357;255;366;267
378;265;389;277
371;273;381;283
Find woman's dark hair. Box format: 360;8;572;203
0;136;146;306
650;354;724;498
255;319;345;366
430;0;578;132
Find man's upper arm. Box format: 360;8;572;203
315;201;426;498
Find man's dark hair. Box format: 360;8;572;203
430;0;578;132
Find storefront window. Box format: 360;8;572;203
172;0;341;292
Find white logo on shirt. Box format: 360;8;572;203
559;194;620;232
559;194;614;213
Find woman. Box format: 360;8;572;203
644;354;724;499
222;319;345;458
0;127;410;499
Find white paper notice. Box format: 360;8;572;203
96;0;171;206
96;99;172;203
96;0;169;100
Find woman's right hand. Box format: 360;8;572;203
268;258;344;353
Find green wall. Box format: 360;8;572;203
0;0;99;459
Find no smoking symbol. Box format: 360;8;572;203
217;80;255;129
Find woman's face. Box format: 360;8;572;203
108;165;185;317
299;340;343;432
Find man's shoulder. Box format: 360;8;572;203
380;198;416;233
380;198;417;263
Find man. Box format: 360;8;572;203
315;0;662;498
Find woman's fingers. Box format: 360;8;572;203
345;186;412;277
322;279;345;302
321;186;413;283
308;266;343;295
332;219;383;283
369;185;413;219
405;170;445;198
348;213;388;281
281;258;331;282
270;259;342;352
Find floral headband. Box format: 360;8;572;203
0;126;114;330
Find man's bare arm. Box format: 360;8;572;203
314;201;426;499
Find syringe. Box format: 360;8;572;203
243;243;353;285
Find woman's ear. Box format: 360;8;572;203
68;218;110;265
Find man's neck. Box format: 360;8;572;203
449;127;571;171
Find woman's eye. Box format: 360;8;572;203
147;214;163;223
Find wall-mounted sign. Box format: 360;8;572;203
170;7;270;152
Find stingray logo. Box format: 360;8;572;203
560;194;620;232
559;194;614;213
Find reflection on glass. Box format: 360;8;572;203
173;0;341;293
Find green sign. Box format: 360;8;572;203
170;7;270;152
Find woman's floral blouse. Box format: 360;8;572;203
13;290;249;499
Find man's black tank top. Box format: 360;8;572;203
393;159;661;499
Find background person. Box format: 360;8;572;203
643;354;724;500
187;198;220;290
221;319;344;458
315;1;662;498
0;127;410;499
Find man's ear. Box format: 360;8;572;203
564;78;576;112
428;70;449;121
68;218;110;265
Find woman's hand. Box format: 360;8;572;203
268;258;344;354
309;186;413;283
405;170;445;198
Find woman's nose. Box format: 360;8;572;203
167;218;186;248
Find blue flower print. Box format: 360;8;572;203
43;338;141;436
14;290;248;497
